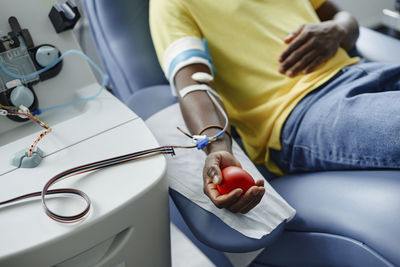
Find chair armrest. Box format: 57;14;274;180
356;27;400;62
271;170;400;265
169;189;286;253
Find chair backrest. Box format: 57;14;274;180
84;0;168;101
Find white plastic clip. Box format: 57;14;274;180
18;105;29;113
16;105;29;119
191;72;214;83
192;135;207;143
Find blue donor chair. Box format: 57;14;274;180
83;0;400;266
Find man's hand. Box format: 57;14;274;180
203;151;265;214
278;21;346;77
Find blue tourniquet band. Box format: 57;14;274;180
168;49;215;79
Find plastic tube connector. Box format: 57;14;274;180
215;130;224;138
10;147;44;168
32;109;41;115
196;137;210;150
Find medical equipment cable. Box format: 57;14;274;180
0;144;199;223
206;90;228;140
0;104;51;157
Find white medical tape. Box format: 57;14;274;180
179;84;221;101
191;72;214;83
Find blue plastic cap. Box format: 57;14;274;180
196;137;210;150
32;109;41;115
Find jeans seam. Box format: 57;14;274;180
291;144;400;170
350;65;372;75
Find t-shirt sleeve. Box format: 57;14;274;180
149;0;202;71
308;0;326;10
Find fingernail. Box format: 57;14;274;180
287;71;294;77
213;175;219;184
252;191;259;197
207;168;216;177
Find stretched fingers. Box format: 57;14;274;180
284;49;321;77
303;56;326;74
279;25;309;63
279;38;316;75
283;24;305;44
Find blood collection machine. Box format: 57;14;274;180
0;1;171;266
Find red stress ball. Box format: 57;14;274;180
217;166;256;195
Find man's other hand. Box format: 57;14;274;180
203;151;265;214
278;21;346;77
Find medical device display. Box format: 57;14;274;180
0;16;62;122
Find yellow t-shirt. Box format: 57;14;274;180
150;0;359;175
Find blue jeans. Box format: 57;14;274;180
271;62;400;173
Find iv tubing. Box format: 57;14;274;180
0;49;107;114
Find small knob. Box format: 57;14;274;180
10;85;34;108
49;0;81;33
35;45;59;67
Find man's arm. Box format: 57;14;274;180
175;64;231;154
316;1;359;50
175;64;265;214
278;0;359;77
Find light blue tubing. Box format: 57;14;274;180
0;49;107;114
